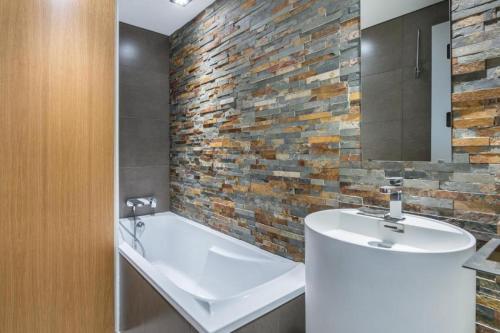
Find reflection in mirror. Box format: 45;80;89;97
360;0;451;162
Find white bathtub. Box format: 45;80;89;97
118;212;305;333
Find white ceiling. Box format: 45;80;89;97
361;0;444;29
118;0;216;36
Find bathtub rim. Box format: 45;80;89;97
118;211;305;333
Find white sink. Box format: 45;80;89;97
305;209;476;333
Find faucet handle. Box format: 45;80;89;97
126;196;158;209
150;197;158;208
379;186;394;194
387;177;403;187
126;198;145;207
380;177;403;194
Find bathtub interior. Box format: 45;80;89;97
119;213;298;301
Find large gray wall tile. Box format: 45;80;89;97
361;69;402;123
361;120;402;160
402;1;449;68
402;64;431;121
120;67;169;120
361;18;402;77
403;116;431;161
119;23;170;73
120;118;170;167
120;166;170;217
119;22;170;217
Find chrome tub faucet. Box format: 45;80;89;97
126;196;157;250
126;197;158;211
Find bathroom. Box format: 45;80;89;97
1;0;499;332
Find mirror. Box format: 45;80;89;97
360;0;451;162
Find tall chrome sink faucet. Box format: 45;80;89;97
379;177;404;221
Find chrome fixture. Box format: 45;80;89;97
357;178;405;233
357;206;387;219
415;28;421;78
118;219;146;256
357;205;405;233
380;177;404;222
131;217;145;251
126;196;157;250
126;197;158;209
170;0;192;6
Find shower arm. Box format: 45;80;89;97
415;28;421;78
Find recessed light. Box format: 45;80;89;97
170;0;192;6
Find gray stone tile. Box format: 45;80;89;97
278;295;305;333
361;120;402;161
402;115;431;161
402;1;450;68
236;310;280;333
120;117;170;168
119;166;170;217
402;64;431;121
361;69;403;123
119;22;169;73
119;66;170;120
361;17;403;76
119;23;170;216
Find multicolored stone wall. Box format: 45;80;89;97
451;0;500;164
170;0;359;261
170;0;499;331
455;2;500;331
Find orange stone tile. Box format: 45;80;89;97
453;61;485;75
453;87;500;103
308;135;341;144
311;83;347;100
453;117;494;128
452;137;490;147
470;154;500;164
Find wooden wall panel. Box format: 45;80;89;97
0;0;115;332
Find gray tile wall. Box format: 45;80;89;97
119;23;170;217
361;1;449;161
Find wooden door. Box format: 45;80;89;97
0;0;116;332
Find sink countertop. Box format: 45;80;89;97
463;238;500;275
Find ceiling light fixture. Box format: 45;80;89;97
170;0;192;6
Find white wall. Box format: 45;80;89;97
361;0;444;29
119;0;216;35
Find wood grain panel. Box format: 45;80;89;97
0;0;115;332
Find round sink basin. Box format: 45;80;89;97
305;209;476;333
